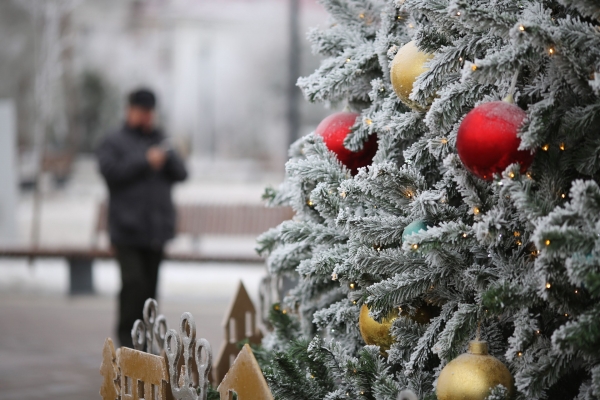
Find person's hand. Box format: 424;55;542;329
146;146;167;171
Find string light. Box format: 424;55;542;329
441;137;448;144
574;289;579;294
462;233;468;238
473;207;480;215
516;240;522;246
456;11;461;16
509;171;515;179
340;191;347;198
564;313;569;317
307;199;314;207
359;13;365;19
458;57;463;62
517;351;523;357
365;118;372;125
559;142;565;151
561;193;566;199
349;282;356;290
331;272;338;281
411;243;419;250
535;330;540;335
471;64;478;71
545;282;552;289
514;231;521;237
545;239;551;246
408;23;414;29
519;24;526;32
548;47;555;56
541;144;550;151
346;58;351;63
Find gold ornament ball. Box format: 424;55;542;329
390;41;434;110
436;341;514;400
358;304;398;352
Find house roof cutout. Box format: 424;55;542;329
222;281;256;325
217;344;273;400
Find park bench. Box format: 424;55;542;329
0;202;293;294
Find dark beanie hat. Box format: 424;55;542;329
128;88;156;110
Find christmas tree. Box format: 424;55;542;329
257;0;600;399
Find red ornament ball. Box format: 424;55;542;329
456;101;534;181
315;112;378;175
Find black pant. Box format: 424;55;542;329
115;245;163;348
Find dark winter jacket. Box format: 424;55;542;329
96;125;188;249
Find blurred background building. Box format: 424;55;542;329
0;0;331;246
0;0;329;185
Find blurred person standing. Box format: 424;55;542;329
96;89;188;347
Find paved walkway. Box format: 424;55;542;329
0;259;267;400
0;293;230;399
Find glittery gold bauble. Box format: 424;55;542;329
436;341;514;400
358;305;398;352
390;41;434;110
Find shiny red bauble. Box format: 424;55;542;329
456;101;534;181
315;112;378;175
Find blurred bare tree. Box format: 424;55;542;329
13;0;80;246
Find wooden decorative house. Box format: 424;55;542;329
213;281;262;384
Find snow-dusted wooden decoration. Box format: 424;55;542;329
100;296;275;400
217;344;274;400
100;298;173;400
213;282;262;384
165;312;213;400
100;338;120;400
